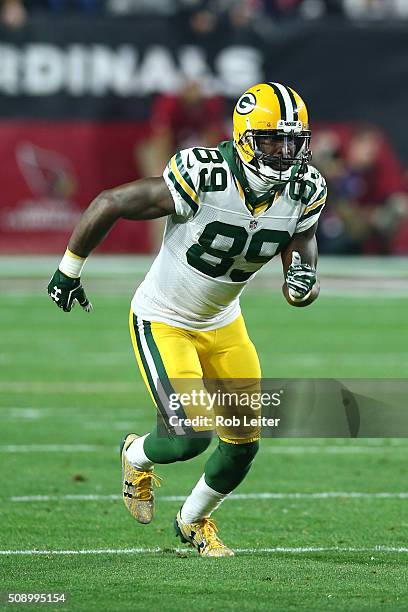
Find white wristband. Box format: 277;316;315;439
59;249;87;279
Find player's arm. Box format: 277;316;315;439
47;177;175;312
280;222;320;308
68;177;174;256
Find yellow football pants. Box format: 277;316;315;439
129;311;261;443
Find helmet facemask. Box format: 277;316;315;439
238;128;312;183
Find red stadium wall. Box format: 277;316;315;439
0;121;152;253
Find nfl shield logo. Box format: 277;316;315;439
249;219;258;230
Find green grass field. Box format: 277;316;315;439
1;257;407;611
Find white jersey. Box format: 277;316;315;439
132;142;327;330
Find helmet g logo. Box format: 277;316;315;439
236;92;256;115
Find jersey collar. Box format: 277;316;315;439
217;140;284;212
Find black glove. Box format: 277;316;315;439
47;269;92;313
286;251;316;299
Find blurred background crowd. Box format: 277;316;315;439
139;84;408;255
3;0;408;26
1;0;408;255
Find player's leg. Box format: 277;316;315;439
175;315;261;556
122;311;212;523
128;312;213;462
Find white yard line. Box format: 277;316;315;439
263;446;408;454
0;382;135;394
9;492;408;503
0;546;406;556
0;445;100;453
0;408;146;426
1;254;408;279
0;353;129;365
1;444;406;454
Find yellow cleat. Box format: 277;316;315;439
174;511;234;557
120;433;161;524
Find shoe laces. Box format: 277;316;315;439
200;518;224;550
131;471;161;501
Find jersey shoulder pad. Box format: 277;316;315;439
163;146;229;218
295;166;328;232
163;148;201;218
304;164;323;181
301;165;327;211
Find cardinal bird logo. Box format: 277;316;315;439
3;142;81;233
16;142;77;198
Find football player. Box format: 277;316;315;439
48;82;327;557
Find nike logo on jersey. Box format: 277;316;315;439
186;155;194;169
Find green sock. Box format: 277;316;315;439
144;427;211;464
204;440;259;494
